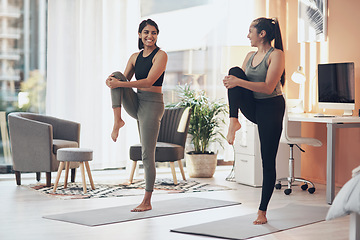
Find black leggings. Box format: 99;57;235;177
228;67;285;211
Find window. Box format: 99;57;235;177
0;0;47;169
143;0;255;159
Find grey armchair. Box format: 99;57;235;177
8;112;81;187
129;107;191;185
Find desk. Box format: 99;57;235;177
289;113;360;205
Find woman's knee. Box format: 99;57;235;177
228;66;247;80
111;71;127;81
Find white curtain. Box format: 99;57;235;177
46;0;141;169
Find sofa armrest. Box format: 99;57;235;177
8;113;53;171
350;213;360;240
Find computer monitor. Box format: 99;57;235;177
317;62;355;115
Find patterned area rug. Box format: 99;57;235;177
28;178;233;200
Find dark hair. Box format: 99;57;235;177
138;19;159;50
252;17;285;86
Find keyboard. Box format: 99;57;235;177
313;114;336;118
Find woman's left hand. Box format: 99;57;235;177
223;75;238;89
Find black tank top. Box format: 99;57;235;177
134;47;164;86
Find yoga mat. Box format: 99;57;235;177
171;203;329;240
43;197;241;226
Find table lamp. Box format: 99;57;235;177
288;66;306;113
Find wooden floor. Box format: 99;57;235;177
0;166;350;240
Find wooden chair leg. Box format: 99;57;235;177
53;162;64;192
15;171;21;185
46;172;51;187
36;172;41;182
84;161;95;190
71;168;76;182
129;161;137;184
170;162;178;185
79;162;87;193
64;162;70;188
177;160;186;180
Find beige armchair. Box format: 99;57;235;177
8;112;81;186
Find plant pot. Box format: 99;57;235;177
185;152;217;178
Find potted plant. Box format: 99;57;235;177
170;84;228;177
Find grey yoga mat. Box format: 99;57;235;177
171;203;329;240
43;197;241;226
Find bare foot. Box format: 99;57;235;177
131;191;153;212
131;202;152;212
111;120;125;142
121;181;131;186
253;210;267;225
226;118;241;145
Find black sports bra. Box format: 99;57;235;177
134;47;164;86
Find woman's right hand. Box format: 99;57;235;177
105;75;111;88
105;75;119;89
223;75;239;89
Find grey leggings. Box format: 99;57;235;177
110;71;164;192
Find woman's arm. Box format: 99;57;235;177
241;51;253;70
224;50;285;94
123;53;137;81
107;50;168;89
105;52;136;88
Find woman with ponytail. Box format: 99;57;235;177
223;17;285;224
106;19;167;212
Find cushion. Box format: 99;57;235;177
57;148;93;162
130;142;184;162
326;173;360;220
53;139;79;154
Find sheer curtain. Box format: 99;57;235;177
46;0;141;169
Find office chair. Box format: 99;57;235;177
275;100;322;195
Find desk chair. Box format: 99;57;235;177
275;102;322;195
129;107;191;185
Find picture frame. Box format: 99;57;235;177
298;0;327;42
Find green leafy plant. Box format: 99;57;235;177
169;84;228;154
